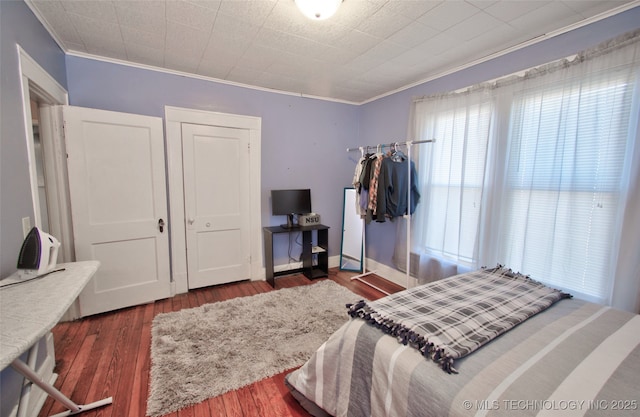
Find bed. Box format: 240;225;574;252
285;267;640;417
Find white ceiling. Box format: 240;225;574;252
27;0;638;104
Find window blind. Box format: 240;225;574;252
498;73;634;302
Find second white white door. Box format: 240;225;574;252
182;123;252;289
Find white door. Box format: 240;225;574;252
182;123;251;289
64;106;171;316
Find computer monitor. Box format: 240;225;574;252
271;189;311;228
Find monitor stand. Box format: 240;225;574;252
281;214;297;229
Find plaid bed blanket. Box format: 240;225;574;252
347;266;571;374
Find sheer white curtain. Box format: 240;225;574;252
403;87;496;282
407;29;640;312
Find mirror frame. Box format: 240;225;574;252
339;187;363;272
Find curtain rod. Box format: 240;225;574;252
346;139;435;152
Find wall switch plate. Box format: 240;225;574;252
22;217;31;238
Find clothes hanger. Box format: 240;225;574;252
371;144;382;158
391;141;407;161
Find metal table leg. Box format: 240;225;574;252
11;358;112;417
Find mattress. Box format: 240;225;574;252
286;286;640;416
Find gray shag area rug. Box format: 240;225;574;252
146;280;360;417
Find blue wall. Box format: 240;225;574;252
0;2;67;415
0;0;67;277
65;56;360;266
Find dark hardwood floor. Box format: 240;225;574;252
38;269;402;417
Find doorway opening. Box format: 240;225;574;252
30;98;50;233
19;47;73;264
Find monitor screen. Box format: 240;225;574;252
271;189;312;215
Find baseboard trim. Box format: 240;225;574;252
362;258;418;289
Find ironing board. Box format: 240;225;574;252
0;261;112;417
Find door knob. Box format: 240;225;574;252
158;218;165;233
188;218;195;225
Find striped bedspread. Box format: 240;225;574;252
286;297;640;417
347;267;570;373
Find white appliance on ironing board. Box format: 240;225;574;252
17;227;61;277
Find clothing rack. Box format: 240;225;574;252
346;139;435;294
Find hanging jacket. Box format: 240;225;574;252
375;156;420;222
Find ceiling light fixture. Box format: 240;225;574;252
295;0;342;21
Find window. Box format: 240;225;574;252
414;98;492;264
498;75;636;302
410;32;640;307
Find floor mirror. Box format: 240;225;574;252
340;187;363;271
